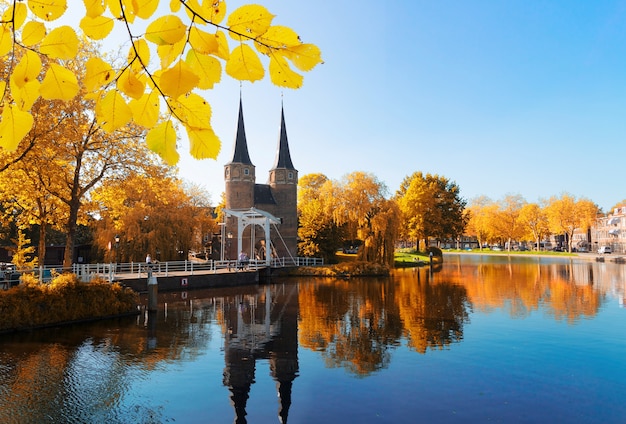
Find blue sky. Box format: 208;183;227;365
144;1;626;211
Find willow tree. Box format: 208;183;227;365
0;0;322;165
297;173;345;263
90;171;216;262
333;172;399;265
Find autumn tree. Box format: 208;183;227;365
332;172;398;265
0;153;65;263
518;202;549;251
464;196;493;250
0;0;322;166
297;173;345;263
396;172;467;250
493;194;526;251
544;193;599;253
90;171;216;262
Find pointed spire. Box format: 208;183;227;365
229;96;253;165
271;102;294;170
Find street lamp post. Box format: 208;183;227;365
218;222;226;262
114;234;121;273
115;234;120;264
227;232;233;258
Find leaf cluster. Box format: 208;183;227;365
0;0;322;165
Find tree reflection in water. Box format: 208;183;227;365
0;255;622;423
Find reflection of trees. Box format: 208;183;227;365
0;290;223;423
395;272;470;353
298;277;403;375
444;256;606;323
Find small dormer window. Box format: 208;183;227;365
244;168;249;175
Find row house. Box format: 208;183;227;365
574;206;626;254
590;206;626;254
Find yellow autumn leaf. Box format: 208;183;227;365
106;0;122;19
128;39;151;71
0;24;12;56
117;68;145;100
10;79;40;111
40;63;78;100
0;81;5;100
227;4;274;41
21;21;47;46
170;0;181;13
95;90;133;132
185;50;221;90
156;37;186;68
12;50;42;89
4;3;28;29
117;0;137;23
203;0;227;25
160;60;199;99
146;120;179;165
85;56;114;92
284;43;324;71
254;25;301;55
40;26;79;59
189;26;219;54
269;55;303;88
186;124;220;160
84;0;105;18
129;89;160;127
225;44;264;82
214;30;230;60
135;0;160;19
0;105;34;152
172;93;211;128
27;0;68;21
145;15;186;45
80;15;114;40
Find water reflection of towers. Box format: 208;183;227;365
221;283;299;424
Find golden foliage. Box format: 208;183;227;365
0;274;139;332
0;0;322;165
290;261;389;277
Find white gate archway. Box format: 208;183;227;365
222;208;282;266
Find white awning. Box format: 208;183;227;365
608;217;621;225
609;228;620;235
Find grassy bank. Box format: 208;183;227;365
0;273;139;333
287;260;390;277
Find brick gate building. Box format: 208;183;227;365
223;99;298;261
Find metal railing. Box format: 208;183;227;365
1;257;325;286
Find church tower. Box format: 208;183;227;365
267;105;298;258
224;98;255;210
223;98;299;261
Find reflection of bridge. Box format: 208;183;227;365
221;283;300;423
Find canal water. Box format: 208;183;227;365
0;254;625;423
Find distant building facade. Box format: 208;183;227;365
223;99;298;261
587;206;626;254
